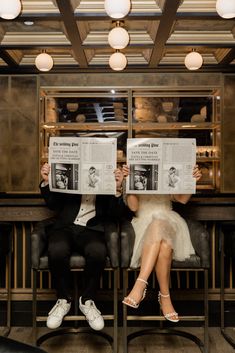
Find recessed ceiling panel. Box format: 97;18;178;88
0;0;234;73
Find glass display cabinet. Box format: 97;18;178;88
40;87;221;192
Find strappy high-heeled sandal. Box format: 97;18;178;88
158;291;179;322
122;278;148;309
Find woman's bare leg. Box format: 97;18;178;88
155;240;178;320
123;241;161;306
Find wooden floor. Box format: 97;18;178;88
1;326;235;353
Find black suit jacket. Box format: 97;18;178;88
40;183;133;231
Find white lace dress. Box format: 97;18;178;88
130;194;195;268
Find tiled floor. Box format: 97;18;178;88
1;326;235;353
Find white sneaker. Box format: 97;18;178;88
79;296;104;331
46;299;71;329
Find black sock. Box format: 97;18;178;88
65;295;73;303
81;296;92;304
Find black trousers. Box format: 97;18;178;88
47;224;107;301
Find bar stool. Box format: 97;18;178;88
220;221;235;348
0;222;13;337
31;217;120;353
122;218;210;353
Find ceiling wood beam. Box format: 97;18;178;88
54;0;88;67
70;0;81;10
0;45;72;50
149;0;181;67
218;48;235;65
0;12;220;23
1;43;234;51
0;64;233;75
0;50;19;67
52;0;81;11
165;44;235;49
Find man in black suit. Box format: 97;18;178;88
40;163;132;331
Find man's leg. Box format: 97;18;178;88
46;227;73;329
82;231;107;300
48;227;73;300
74;227;107;330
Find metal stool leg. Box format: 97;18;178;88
32;269;38;345
122;269;128;353
220;229;235;348
204;269;209;353
112;269;118;353
6;248;11;333
3;231;12;337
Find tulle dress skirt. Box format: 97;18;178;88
130;194;195;268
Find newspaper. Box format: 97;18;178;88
48;137;117;194
126;138;196;194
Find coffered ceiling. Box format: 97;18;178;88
0;0;235;74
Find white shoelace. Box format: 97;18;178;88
85;301;101;321
48;300;68;316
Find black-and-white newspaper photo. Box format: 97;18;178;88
48;137;117;194
126;138;196;194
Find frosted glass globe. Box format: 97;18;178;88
109;52;127;71
35;53;54;72
184;51;203;71
104;0;131;19
108;27;129;49
216;0;235;19
0;0;21;19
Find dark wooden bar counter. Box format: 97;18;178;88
0;194;55;221
173;194;235;221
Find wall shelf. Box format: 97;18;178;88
132;122;220;131
41;122;129;131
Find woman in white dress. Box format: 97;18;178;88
122;165;202;323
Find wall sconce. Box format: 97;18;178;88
104;0;131;19
184;51;203;70
0;0;21;19
109;51;127;71
35;53;54;72
108;22;130;49
216;0;235;19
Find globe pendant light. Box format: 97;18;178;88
109;52;127;71
184;51;203;71
108;26;129;49
35;53;54;72
216;0;235;19
0;0;21;20
104;0;131;19
216;0;235;18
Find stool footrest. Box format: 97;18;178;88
36;327;113;347
127;328;204;352
36;314;115;322
126;315;205;321
221;328;235;348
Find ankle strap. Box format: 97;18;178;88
137;278;148;285
159;291;170;298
